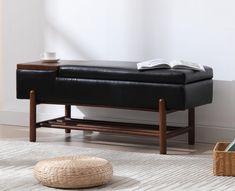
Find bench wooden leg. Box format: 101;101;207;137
30;90;36;142
159;99;167;154
65;105;71;133
188;108;195;145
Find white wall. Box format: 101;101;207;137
44;0;235;80
1;0;235;143
0;0;3;108
2;0;45;111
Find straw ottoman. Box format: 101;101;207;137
33;156;113;189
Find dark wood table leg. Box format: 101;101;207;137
30;90;36;142
159;99;167;154
65;105;71;133
188;108;195;145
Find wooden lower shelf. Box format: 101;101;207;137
37;117;189;138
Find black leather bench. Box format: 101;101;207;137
17;60;213;154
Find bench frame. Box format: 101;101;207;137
29;90;195;155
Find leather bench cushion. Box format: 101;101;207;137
58;61;213;85
51;78;213;110
16;69;213;110
17;70;57;100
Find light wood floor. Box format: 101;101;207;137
0;124;214;155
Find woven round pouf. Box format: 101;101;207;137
33;156;113;189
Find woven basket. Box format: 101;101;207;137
213;142;235;176
33;156;113;188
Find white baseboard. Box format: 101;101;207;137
0;110;234;144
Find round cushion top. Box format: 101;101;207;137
33;156;113;189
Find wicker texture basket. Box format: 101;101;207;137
213;142;235;176
33;156;113;188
